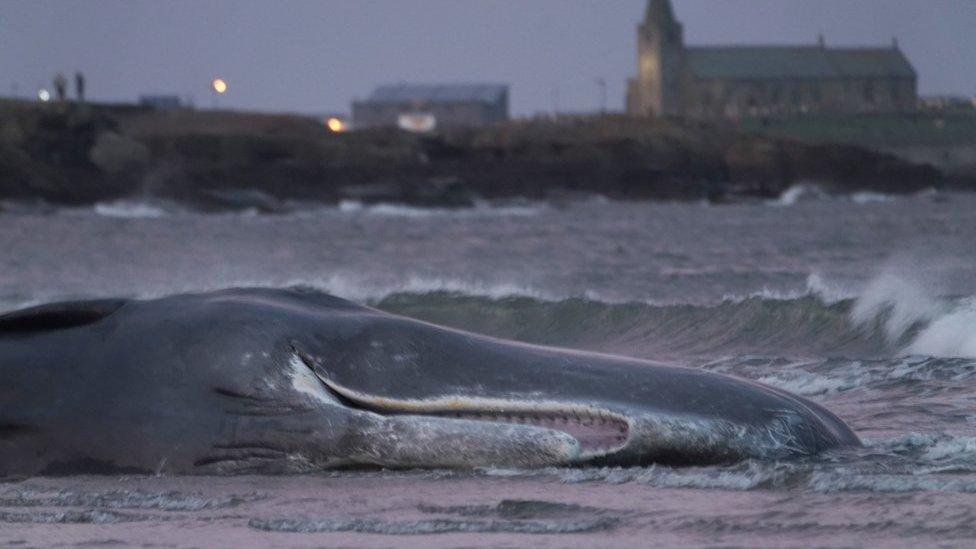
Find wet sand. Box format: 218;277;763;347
3;472;974;548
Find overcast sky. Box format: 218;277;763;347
2;1;973;116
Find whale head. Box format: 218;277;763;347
208;288;860;470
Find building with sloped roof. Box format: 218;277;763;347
352;83;509;130
626;0;918;118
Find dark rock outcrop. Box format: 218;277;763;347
0;102;948;210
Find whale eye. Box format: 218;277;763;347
0;299;128;334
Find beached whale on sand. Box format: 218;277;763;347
0;288;860;475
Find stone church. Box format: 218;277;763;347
626;0;918;118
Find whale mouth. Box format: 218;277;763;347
420;410;629;457
319;377;632;459
293;351;631;459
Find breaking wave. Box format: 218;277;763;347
5;271;971;361
1;266;971;362
373;273;976;360
851;272;976;359
767;184;899;207
336;199;542;218
93;200;169;219
377;291;875;359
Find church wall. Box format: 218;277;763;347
626;79;640;116
680;75;918;119
836;77;917;113
635;24;683;116
630;1;918;119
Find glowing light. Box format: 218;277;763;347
326;117;348;133
211;78;228;94
37;88;51;102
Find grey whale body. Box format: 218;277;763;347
0;288;860;475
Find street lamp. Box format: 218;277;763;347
211;77;227;109
326;117;348;133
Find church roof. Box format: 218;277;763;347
364;83;508;105
685;45;916;80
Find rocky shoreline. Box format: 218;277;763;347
0;100;954;212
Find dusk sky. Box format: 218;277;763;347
2;0;974;116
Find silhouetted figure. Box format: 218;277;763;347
53;73;67;102
75;72;85;103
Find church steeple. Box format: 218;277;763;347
645;0;676;24
631;0;684;117
643;0;682;39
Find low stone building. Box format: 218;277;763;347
627;0;918;119
352;83;509;130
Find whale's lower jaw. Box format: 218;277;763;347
294;351;851;469
322;388;829;468
314;372;634;461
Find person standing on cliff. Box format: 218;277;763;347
75;72;85;103
53;73;67;102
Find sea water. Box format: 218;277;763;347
1;191;975;547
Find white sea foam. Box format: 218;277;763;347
337;200;540;218
871;433;976;466
716;273;855;305
850;272;976;359
761;358;976;397
487;439;976;493
850;272;943;340
851;191;893;204
542;438;976;493
93;200;167;219
766;184;827;207
121;273;555;304
804;272;858;303
921;436;976;462
769;186;895;207
906;299;976;359
809;472;976;494
278;274;554;303
755;371;861;396
553;463;788;491
718;286;807;304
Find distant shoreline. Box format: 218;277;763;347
0;99;967;212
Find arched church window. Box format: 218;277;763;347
791;86;803;107
865;80;876;104
810;85;822;104
746;95;759;116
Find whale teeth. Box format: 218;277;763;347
431;409;630;455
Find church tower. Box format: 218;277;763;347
631;0;684;116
